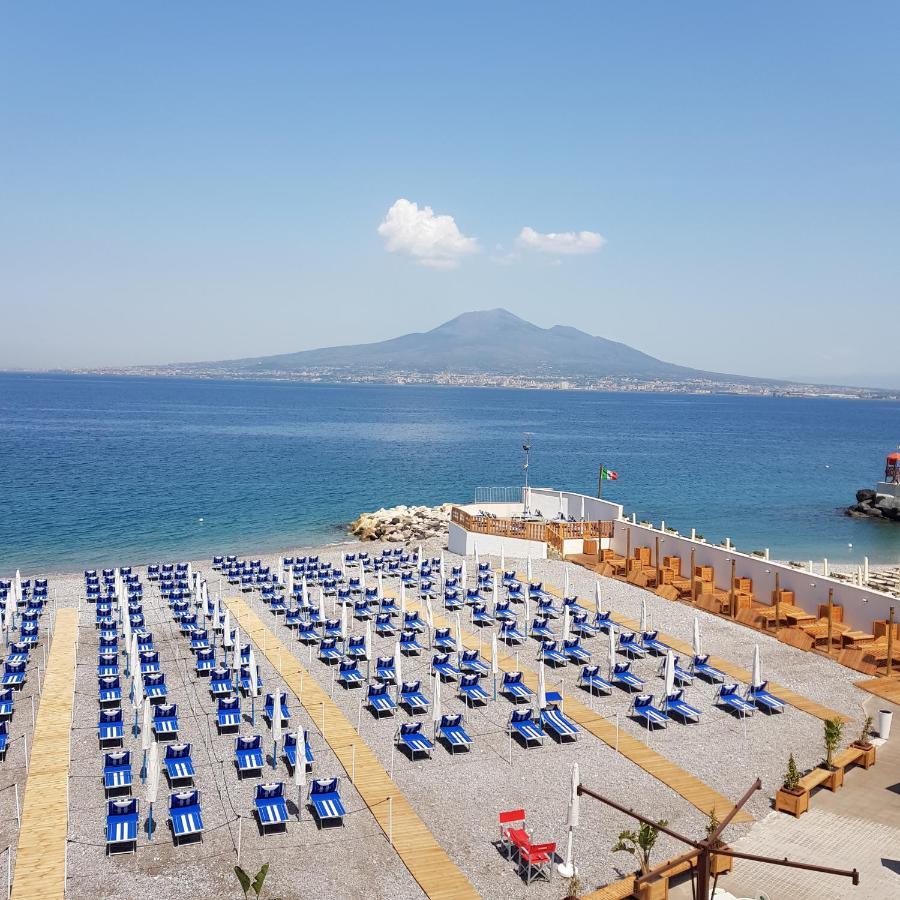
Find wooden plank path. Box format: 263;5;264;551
12;608;78;900
405;595;752;823
523;571;848;723
855;675;900;704
221;595;479;900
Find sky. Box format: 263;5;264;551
2;3;899;385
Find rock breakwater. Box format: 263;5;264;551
349;503;453;542
846;489;900;522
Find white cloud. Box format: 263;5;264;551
377;198;479;269
516;226;606;256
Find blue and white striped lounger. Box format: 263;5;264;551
433;627;456;651
540;705;579;742
431;653;461;681
746;681;785;714
366;682;397;717
318;638;343;663
717;683;756;717
98;708;125;747
283;731;314;771
460;649;489;675
396;722;434;759
612;662;645;692
375;614;396;637
164;743;195;785
103;751;132;795
458;674;490;707
495;601;516;621
308;778;345;826
374;656;396;683
152;704;179;739
578;665;612;696
500;671;534;703
209;667;234;698
0;689;13;720
563;639;591;665
399;680;429;714
657;656;694;686
664;690;701;724
98;676;122;706
508;709;544;747
618;632;648;659
472;603;495;626
144;673;168;703
106;798;139;855
235;735;264;777
337;660;364;688
170;790;204;844
216;697;241;732
641;631;671;655
692;655;725;683
399;630;424;655
1;662;26;690
540;640;568;667
572;613;599;638
630;694;670;730
499;621;526;645
255;782;289;832
0;722;7;760
537;598;561;619
530;617;556;640
439;714;473;753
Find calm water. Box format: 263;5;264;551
1;373;899;572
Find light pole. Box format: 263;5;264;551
522;433;532;513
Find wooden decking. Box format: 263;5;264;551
405;595;752;823
532;571;848;723
855;675;900;704
581;874;637;899
12;608;78;900
221;595;479;900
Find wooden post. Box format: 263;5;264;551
887;606;895;677
690;548;696;603
774;572;781;632
827;588;834;655
729;559;736;618
655;535;661;587
625;527;631;564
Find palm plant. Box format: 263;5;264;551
611;819;668;876
235;863;275;900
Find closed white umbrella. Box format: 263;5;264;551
491;633;499;700
564;569;570;598
301;575;308;608
562;605;571;641
461;559;468;591
377;571;384;601
491;579;499;614
663;649;676;697
364;619;373;661
526;555;533;583
286;564;294;599
751;644;761;689
558;761;581;877
248;645;259;725
440;552;446;584
692;617;702;658
0;605;5;648
360;567;366;591
400;583;407;617
129;633;139;681
271;690;282;769
293;723;306;818
122;596;132;650
417;545;423;570
594;582;603;617
500;546;505;571
317;588;325;623
608;624;617;679
340;603;348;641
524;593;531;627
538;659;547;710
233;623;241;660
14;570;21;604
223;608;232;651
431;672;442;738
474;545;479;571
146;740;160;839
454;610;462;653
640;598;648;634
186;561;193;586
393;640;403;698
132;665;144;737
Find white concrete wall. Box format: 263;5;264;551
876;482;900;499
447;521;547;559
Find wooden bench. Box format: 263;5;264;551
833;743;876;772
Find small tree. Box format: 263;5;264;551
783;753;801;791
856;714;873;747
823;718;844;769
612;819;669;876
704;808;723;847
235;864;272;900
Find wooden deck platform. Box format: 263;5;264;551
855;675;900;704
12;608;78;900
536;570;848;723
221;595;479;900
406;595;752;824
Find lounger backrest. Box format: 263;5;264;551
400;722;421;735
503;671;522;684
311;778;337;795
441;714;461;727
170;790;199;809
367;682;386;697
583;666;599;677
166;743;190;758
722;683;739;695
634;694;653;707
614;663;630;674
237;735;260;751
257;783;284;800
400;681;419;693
510;710;532;723
460;674;479;687
109;798;138;816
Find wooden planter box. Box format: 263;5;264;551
710;849;732;876
852;743;877;769
824;766;844;791
636;874;668;900
775;786;809;817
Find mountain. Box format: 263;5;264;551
215;308;750;382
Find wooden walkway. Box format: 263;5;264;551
221;595;479;900
855;675;900;704
405;595;752;823
530;571;848;723
12;608;78;900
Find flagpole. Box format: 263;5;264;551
597;464;603;500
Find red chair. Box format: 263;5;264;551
519;840;556;884
498;808;526;859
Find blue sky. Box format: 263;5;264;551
2;3;898;384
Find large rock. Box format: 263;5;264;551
349;503;453;542
856;488;877;504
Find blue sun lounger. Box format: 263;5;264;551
499;621;527;645
169;789;204;844
97;653;119;678
746;681;785;714
402;611;426;633
641;631;671;655
210;667;234;698
433;627;456;651
540;704;579;742
374;656;396;683
618;632;648;659
506;582;524;603
399;680;429;714
399;630;425;656
458;673;490;707
630;694;670;730
594;610;614;633
537;597;561;620
443;589;463;611
500;671;534;702
663;690;701;724
571;612;599;638
190;629;210;651
530;617;556;640
346;635;368;661
216;697;241;733
375;614;396;637
164;743;195;786
528;582;552;602
309;777;345;827
657;656;693;686
139;651;161;675
283;730;314;772
612;662;645;692
195;648;215;675
255;782;289;832
495;600;516;621
508;709;544;747
460;649;489;675
239;664;263;696
578;665;612;695
153;704;179;740
337;659;364;688
98;707;125;747
379;594;399;615
0;722;7;761
98;676;122;706
563;638;591;665
716;683;756;717
540;640;568;667
0;689;13;720
323;618;342;638
1;661;26;690
692;655;725;683
396;722;434;759
296;621;318;643
106;797;139;855
264;693;290;726
352;600;371;621
318;638;343;664
472;602;495;627
366;682;397;717
431;653;461;681
235;735;264;778
439;713;473;753
103;751;132;796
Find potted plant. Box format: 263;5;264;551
851;714;877;768
774;753;808;817
704;810;732;876
820;718;845;790
612;819;668;899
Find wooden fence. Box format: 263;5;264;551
452;506;613;550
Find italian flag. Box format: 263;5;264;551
600;467;619;481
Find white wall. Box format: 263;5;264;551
447;521;547;559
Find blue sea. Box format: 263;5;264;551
1;372;899;573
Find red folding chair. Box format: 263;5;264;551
519;841;556;884
498;808;526;859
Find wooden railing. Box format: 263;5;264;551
452;507;614;549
